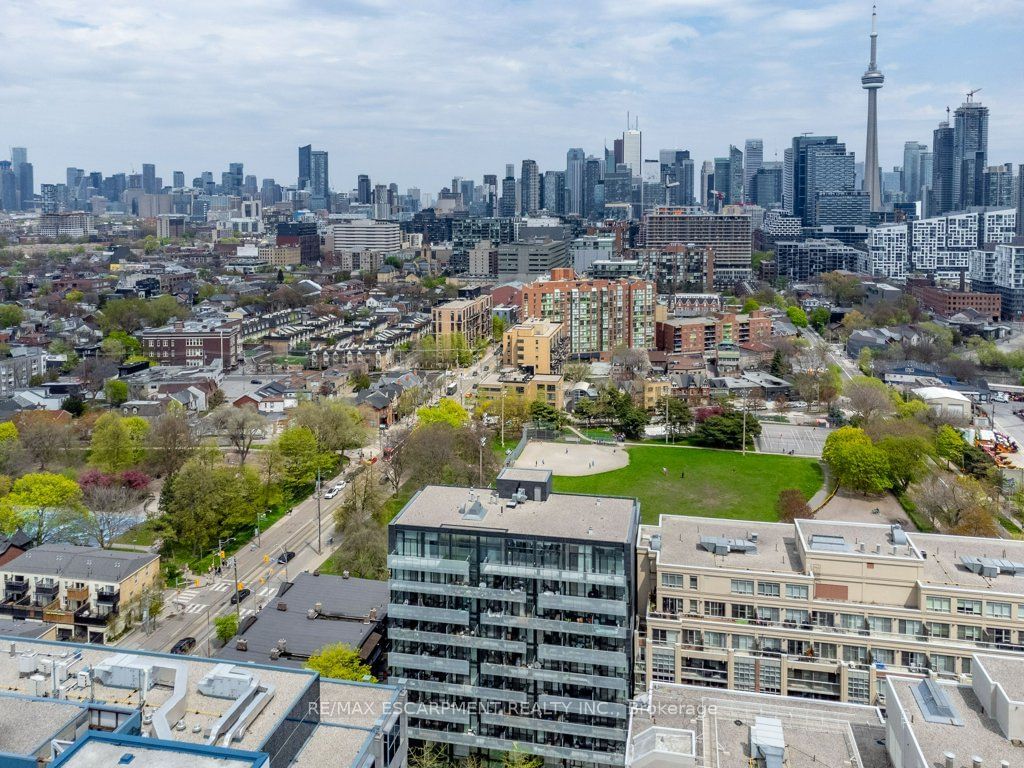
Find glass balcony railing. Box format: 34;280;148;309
390;652;469;676
537;593;627;617
388;553;470;577
390;628;526;654
481;561;626;587
538;643;628;669
479;662;628;693
391;579;527;603
479;711;627;741
406;703;472;725
538;694;629;720
406;727;625;766
481;611;628;639
388;603;470;624
390;677;528;704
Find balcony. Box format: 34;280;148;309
390;628;526;655
391;580;526;603
406;703;472;725
481;561;626;587
44;607;75;625
35;583;59;601
538;643;628;669
388;604;470;625
537;592;627;617
538;694;629;720
480;710;627;741
3;579;28;600
390;652;470;676
96;589;120;605
390;677;527;704
406;726;624;766
481;611;628;639
65;586;90;602
388;553;469;578
480;662;628;693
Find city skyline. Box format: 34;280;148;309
2;0;1023;191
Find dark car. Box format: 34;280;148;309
229;588;252;604
170;637;196;655
277;551;296;564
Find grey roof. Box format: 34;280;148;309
215;572;388;668
0;544;158;583
0;618;52;638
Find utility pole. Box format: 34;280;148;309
664;396;669;444
479;437;486;487
741;399;748;456
232;556;240;622
500;388;506;445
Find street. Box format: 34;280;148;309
120;465;351;656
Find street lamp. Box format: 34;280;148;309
479;436;486;487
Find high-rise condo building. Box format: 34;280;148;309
520;159;539;216
929;122;955;217
901;141;928;203
954;96;990;210
388;468;638;766
358;174;372;204
743;139;763;203
728;145;744;205
566;147;586;215
298;144;312;189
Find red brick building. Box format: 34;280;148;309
655;311;772;354
908;281;1001;322
141;320;242;368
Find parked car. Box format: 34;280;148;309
170;637;196;655
324;482;346;499
230;588;251;604
277;551;296;564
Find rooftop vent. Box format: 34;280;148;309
461;499;488;521
699;536;757;556
235;639;247;652
809;534;850;553
891;523;909;545
960;555;1024;579
913;678;963;726
749;716;785;768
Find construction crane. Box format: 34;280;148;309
966;87;982;102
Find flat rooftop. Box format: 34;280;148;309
643;517;804;575
631;682;888;768
0;695;84;756
54;736;264;768
215;573;387;668
290;724;372;768
393;485;637;543
888;676;1016;768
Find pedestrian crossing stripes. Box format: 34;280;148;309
209;583;231;592
176;589;200;602
183;603;207;614
257;586;274;597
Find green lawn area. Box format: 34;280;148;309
551;445;823;524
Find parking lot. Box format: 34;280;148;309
756;423;833;458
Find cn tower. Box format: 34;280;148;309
861;4;884;211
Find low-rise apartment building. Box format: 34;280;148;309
387;469;638;766
501;320;567;375
0;347;47;397
431;294;492;346
637;515;1024;708
141;319;242;369
654;311;771;354
477;368;564;410
0;545;160;643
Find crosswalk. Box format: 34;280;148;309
183;603;207;614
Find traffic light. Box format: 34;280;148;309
219;550;226;559
237;582;244;591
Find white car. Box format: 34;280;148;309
324;482;346;499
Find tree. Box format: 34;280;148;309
395;387;426;420
274;426;331;493
417;398;469;428
147;405;196;476
16;412;73;469
843;376;895;423
104;379;129;406
785;305;808;328
501;747;542;768
215;614;239;645
934;424;966;468
61;394;87;417
912;474;990;530
0;473;86;544
562;362;590;384
777;488;812;522
821;271;864;304
0;303;23;328
809;306;830;332
403;423;498;489
617;404;649;440
208;388;226;409
822;427;891;495
336;468;387;530
78;470;151;548
491;315;506;342
349;372;371;391
657;395;692;439
212;405;266;465
408;743;451;768
292;400;368;464
769;350;786;377
692;411;761;449
89;413;148;473
953;506;1000;538
841;310;872;335
876;435;931;492
742;298;760;313
305;642;376;682
528;400;563;428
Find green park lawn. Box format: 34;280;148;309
552;445;823;524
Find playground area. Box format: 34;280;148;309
514;440;629;476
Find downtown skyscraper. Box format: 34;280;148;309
743;139;763;203
953;95;990;209
565;147;585;215
520;159;539;215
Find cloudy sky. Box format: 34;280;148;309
3;0;1022;194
